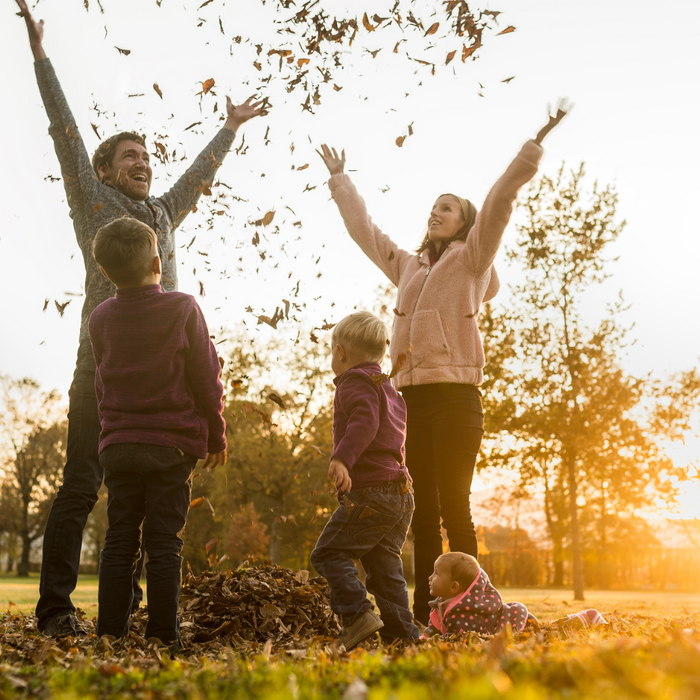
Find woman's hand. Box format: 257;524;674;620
316;144;346;176
534;98;571;145
15;0;46;60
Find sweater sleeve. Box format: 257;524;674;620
184;301;227;453
88;311;105;423
154;128;236;232
34;58;100;222
331;374;381;469
459;140;543;278
328;174;413;287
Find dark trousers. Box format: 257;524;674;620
36;340;143;629
97;443;194;643
401;384;484;625
310;480;419;641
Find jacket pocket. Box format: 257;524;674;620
410;310;451;367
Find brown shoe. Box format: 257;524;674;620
339;610;384;651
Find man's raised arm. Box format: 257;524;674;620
156;96;266;231
16;0;100;214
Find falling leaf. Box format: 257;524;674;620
362;12;375;32
153;83;163;99
55;300;71;317
198;0;213;7
90;123;101;140
445;50;456;65
253;61;262;71
199;281;205;297
296;163;309;171
268;392;286;410
185;121;203;131
396;136;406;147
424;22;439;36
93;203;104;213
389;353;408;378
205;537;218;553
393;308;406;317
497;25;516;35
231;378;245;389
462;44;478;62
199;78;216;95
190;497;206;509
297;58;310;67
501;76;515;83
261;211;275;226
42;299;50;312
369;373;390;387
115;46;131;56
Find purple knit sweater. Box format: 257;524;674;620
89;285;226;459
332;362;411;489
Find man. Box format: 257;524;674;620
15;0;264;635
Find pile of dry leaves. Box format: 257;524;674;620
0;564;340;665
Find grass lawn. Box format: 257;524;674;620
1;573;698;619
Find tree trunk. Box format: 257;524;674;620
268;518;282;564
16;530;31;577
566;456;585;600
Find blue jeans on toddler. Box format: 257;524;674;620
97;443;195;643
310;479;419;641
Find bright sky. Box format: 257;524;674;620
1;0;699;512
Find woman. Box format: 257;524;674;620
317;102;568;624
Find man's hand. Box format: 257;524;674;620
224;96;266;133
328;458;352;495
316;144;346;176
202;449;227;470
534;98;571;145
15;0;46;60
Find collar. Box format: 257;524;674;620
332;361;383;387
115;283;162;301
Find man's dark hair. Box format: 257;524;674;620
93;217;157;287
91;132;146;178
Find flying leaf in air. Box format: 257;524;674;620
424;22;439;36
396;136;406;147
501;76;515;83
115;46;131;56
185;121;202;131
90;123;101;139
205;536;218;553
190;496;206;509
55;300;71;317
393;308;406;317
198;78;216;95
296;163;309;171
153;83;164;99
297;58;310;67
496;26;516;35
268;392;286;410
262;210;275;226
231;378;245;389
198;0;213;8
362;12;375;32
462;44;477;61
445;50;456;65
389;353;408;379
42;299;50;312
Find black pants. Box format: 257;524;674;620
36;339;143;630
97;443;195;643
401;383;484;625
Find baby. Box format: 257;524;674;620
421;552;606;638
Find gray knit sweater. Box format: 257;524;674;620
35;58;236;344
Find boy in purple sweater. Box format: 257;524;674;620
89;217;227;649
310;312;419;650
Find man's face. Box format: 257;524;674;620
98;139;152;201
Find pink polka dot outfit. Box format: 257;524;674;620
421;569;528;638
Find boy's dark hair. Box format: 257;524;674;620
440;552;480;590
92;132;146;178
93;217;158;287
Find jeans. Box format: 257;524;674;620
310;480;419;641
36;340;144;629
97;443;195;643
401;383;484;625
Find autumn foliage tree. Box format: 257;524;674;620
0;377;66;576
481;164;698;599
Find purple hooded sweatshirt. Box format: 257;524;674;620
422;568;528;637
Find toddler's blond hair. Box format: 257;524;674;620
331;311;389;363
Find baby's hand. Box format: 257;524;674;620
328;458;352;494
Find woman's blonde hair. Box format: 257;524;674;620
331;311;389;363
416;194;478;254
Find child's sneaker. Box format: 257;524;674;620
339;610;384;650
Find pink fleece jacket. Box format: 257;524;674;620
328;140;543;389
422;568;529;638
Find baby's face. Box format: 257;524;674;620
428;557;456;599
